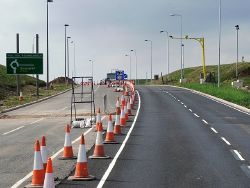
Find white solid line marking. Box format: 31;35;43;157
10;116;106;188
202;119;208;124
189;109;193;112
194;113;200;118
29;118;44;125
210;127;218;133
2;126;25;135
97;91;141;188
233;150;245;161
221;137;231;146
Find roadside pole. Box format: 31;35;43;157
36;34;39;97
16;33;20;96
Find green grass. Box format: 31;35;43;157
182;83;250;109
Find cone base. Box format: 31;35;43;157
89;155;110;159
103;140;119;144
114;132;125;136
68;175;95;181
25;184;43;188
58;156;77;160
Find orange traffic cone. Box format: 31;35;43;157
68;134;95;181
114;109;122;135
120;95;125;107
130;96;134;110
95;108;104;132
43;158;55;188
89;126;110;159
104;114;118;144
124;101;129;121
127;98;132;115
120;105;126;127
41;136;48;170
19;91;24;101
116;97;121;115
59;124;77;160
25;140;45;187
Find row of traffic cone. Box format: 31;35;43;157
27;82;136;186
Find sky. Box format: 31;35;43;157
0;0;250;82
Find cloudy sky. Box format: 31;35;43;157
0;0;249;82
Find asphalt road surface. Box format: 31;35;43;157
0;85;118;188
58;85;250;188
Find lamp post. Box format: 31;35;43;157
64;24;69;83
89;60;94;78
46;0;53;89
160;30;170;76
125;54;131;80
182;44;185;78
130;49;137;84
218;0;221;87
170;13;183;82
71;41;76;77
235;25;239;80
145;39;153;82
67;36;71;79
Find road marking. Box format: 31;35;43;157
173;97;176;100
181;102;184;105
189;109;193;112
210;127;218;133
58;106;68;111
2;126;25;135
202;119;208;124
240;165;250;178
231;149;245;161
221;137;231;146
178;99;180;102
184;105;187;108
194;113;200;118
29;118;44;125
94;85;100;92
10;116;107;188
97;90;141;188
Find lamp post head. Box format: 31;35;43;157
235;25;239;30
67;36;71;39
169;35;173;39
64;24;69;27
48;0;53;2
130;50;134;52
145;40;148;42
160;31;164;33
125;54;129;57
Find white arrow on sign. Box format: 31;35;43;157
10;59;19;74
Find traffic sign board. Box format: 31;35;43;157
6;53;43;74
115;70;124;80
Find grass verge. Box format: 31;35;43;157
181;83;250;109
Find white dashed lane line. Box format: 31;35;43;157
231;150;245;161
221;137;231;146
202;119;208;124
193;113;200;118
2;126;25;135
210;127;218;134
189;109;192;112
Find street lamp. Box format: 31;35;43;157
71;41;76;77
160;30;170;76
67;36;71;79
218;0;222;87
182;44;185;78
145;39;153;82
235;24;239;80
170;13;183;82
125;54;131;80
89;60;94;78
130;49;137;84
64;24;69;83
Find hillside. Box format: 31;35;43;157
0;64;46;100
157;62;250;87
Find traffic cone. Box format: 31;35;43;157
116;97;121;115
41;136;48;170
104;114;118;144
19;91;24;101
114;109;122;135
59;124;77;160
43;158;55;188
68;134;95;181
89;126;110;159
124;101;129;121
127;98;132;116
120;105;126;127
95;108;104;132
130;96;134;110
25;140;45;187
120;95;125;107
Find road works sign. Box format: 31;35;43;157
6;53;43;74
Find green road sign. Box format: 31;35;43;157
6;53;43;74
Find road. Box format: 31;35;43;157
0;85;118;188
58;85;250;188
